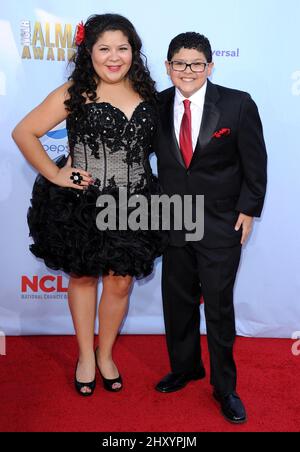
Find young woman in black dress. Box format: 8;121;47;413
12;14;166;396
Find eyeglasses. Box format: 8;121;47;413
169;61;209;73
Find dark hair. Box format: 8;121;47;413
64;14;157;117
167;32;212;63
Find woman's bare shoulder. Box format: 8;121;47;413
49;81;73;101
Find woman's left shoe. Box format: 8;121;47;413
95;347;123;392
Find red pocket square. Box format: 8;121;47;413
213;128;231;138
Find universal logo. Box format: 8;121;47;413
212;48;240;58
20;20;76;61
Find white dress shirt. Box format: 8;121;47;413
174;81;207;151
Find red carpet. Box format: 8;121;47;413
0;335;299;432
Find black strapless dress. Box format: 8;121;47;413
27;101;168;278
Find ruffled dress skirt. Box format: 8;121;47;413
27;155;168;278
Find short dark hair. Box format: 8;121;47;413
167;32;212;63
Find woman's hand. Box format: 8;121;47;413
50;156;93;190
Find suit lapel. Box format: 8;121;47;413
161;88;185;168
160;81;221;168
191;80;221;166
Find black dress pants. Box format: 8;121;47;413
161;242;241;396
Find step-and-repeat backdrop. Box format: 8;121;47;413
1;0;299;337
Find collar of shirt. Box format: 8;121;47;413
174;81;207;111
173;81;208;151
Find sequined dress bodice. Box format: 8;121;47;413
67;101;156;193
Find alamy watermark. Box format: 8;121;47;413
95;189;204;242
0;331;6;356
291;331;300;356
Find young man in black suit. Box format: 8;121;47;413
154;33;267;424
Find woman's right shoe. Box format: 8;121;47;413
95;348;123;392
74;360;96;397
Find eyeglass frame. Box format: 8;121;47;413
168;60;210;73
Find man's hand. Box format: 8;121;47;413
234;213;253;245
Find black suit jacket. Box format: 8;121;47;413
153;80;267;248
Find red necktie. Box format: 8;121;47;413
179;99;193;168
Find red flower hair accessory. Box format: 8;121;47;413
75;21;85;46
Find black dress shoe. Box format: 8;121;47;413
155;368;206;393
74;360;96;397
95;347;123;392
213;390;247;424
